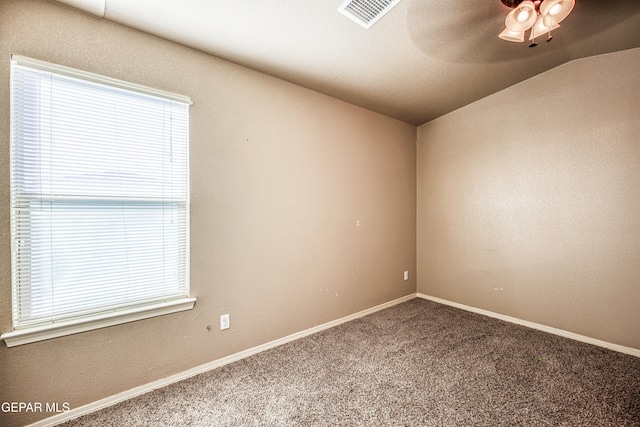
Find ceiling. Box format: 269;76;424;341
53;0;640;125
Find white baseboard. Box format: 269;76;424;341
28;293;416;427
416;293;640;358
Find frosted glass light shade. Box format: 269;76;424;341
499;27;525;42
529;15;561;40
505;0;537;31
540;0;575;26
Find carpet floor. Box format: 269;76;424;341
61;298;640;426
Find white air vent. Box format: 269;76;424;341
338;0;403;29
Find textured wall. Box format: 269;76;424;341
417;48;640;350
0;1;416;425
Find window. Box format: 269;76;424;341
2;56;195;347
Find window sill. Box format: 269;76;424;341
1;297;197;347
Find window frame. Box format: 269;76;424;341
2;55;195;347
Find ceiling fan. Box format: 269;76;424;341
499;0;575;47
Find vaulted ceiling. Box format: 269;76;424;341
53;0;640;125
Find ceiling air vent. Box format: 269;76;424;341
338;0;403;29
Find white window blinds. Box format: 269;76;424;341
9;56;191;331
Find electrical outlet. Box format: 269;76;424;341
220;314;230;330
404;271;409;281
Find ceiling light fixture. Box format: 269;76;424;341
499;0;575;47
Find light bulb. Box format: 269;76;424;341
516;8;530;22
549;3;562;16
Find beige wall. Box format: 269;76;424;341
417;47;640;350
0;1;416;425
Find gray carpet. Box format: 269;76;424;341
62;299;640;426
